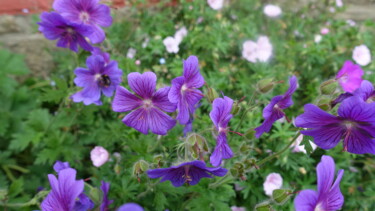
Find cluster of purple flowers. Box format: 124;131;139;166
41;161;143;211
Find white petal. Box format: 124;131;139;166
352;45;371;66
263;5;282;17
263;173;283;196
90;146;110;167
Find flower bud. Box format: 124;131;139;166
186;133;209;159
239;144;252;154
206;86;219;103
254;201;273;211
153;155;164;166
257;78;274;93
114;164;121;175
231;100;241;115
272;189;292;205
317;96;332;111
243;158;257;170
88;187;101;203
320;79;338;95
133;160;149;177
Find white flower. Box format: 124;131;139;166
207;0;224;10
163;36;179;53
263;5;282;17
314;34;322;43
126;48;137;59
90;146;109;167
231;206;246;211
291;134;317;154
263;173;283;196
242;36;273;63
174;26;188;44
353;45;371;66
336;0;343;7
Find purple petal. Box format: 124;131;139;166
74;67;95;88
90;4;113;27
278;75;298;109
74;193;95;211
353;80;374;102
71;90;102;106
53;161;70;173
210;96;233;128
316;155;336;197
100;181;113;211
87;55;105;74
338;96;375;122
76;34;94;51
122;108;149;134
112;86;142;112
147;168;172;179
263;95;283;119
53;0;78;15
295;104;340;128
336;60;364;93
177;89;203;125
183;55;204;88
128;72;156;99
331;92;353;108
323;169;344;211
301;126;344;150
148;108;176;135
294;189;318;211
118;203;144;211
87;24;106;44
152;87;177;112
168;76;184;104
255;108;285;138
210;133;233;167
345;128;375;154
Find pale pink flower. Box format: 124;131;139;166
163;36;179;53
352;45;371;66
257;36;273;62
336;0;343;7
263;5;282;17
320;28;330;35
174;26;188;44
346;19;356;26
242;40;258;63
207;0;224;10
90;146;109;167
126;48;136;59
242;36;273;63
135;60;141;65
329;7;336;13
263;173;283;196
291;134;317;154
231;206;246;211
314;34;322;43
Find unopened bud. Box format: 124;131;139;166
133;160;149;176
254;201;273;211
257;78;274;93
239;144;252;154
243;158;257;170
206;87;219;103
153;155;164;166
114;164;121;175
89;187;101;203
317;96;331;111
186;133;209;159
272;189;292;205
320;79;338;95
231;101;241;115
230;168;239;177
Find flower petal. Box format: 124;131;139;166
183;56;204;88
323;169;344;211
148;108;176;135
87;24;106;44
122;108;149;134
168;76;185;103
294;189;318;211
90;4;113;27
278;75;298;109
112;86;142;112
316;155;336;197
295;104;340;128
255;108;284;138
338;96;375;122
301;126;344;150
128;72;156;99
74;67;94;87
153;87;177;112
87;55;105;73
345;128;375;154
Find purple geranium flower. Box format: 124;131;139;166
336;60;364;93
294;155;344;211
53;0;113;44
168;56;205;126
74;193;95;211
255;75;298;138
147;160;228;187
112;72;176;135
295;97;375;154
209;96;234;167
118;203;144;211
100;181;114;211
72;54;122;105
53;160;70;173
38;12;93;52
92;47;111;64
332;80;375;107
41;168;85;211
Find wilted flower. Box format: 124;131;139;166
169;56;204;126
112;72;176;135
263;5;282;17
207;0;224;10
53;0;113;43
91;146;110;167
255;76;298;138
38;12;93;52
41;168;84;210
126;48;137;59
118;203;144;211
294;155;344;211
263;173;283;196
71;54;122;105
352;45;371;66
291;134;317;153
336;60;364;93
163;36;179;53
147;160;228;187
100;181;114;211
295;97;375;154
210;96;234;166
242;36;273;63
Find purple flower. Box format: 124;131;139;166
255;75;298;138
112;72;176;135
118;203;144;211
100;181;114;211
38;12;94;52
332;80;375;107
336;61;364;93
295;97;375;154
53;0;113;44
72;54;122;105
209;96;234;166
294;155;344;211
147;160;228;187
41;168;85;211
53;160;70;173
74;193;95;211
92;47;111;64
168;56;205;125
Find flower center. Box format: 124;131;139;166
79;11;90;23
182;165;192;184
218;127;226;133
181;84;188;92
66;27;75;34
314;203;324;211
143;99;153;109
96;74;111;88
339;74;349;83
344;121;355;130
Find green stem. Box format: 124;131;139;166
209;174;233;189
234;91;257;131
6;165;30;174
2;166;15;182
256;131;301;167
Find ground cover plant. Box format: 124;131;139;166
0;0;375;210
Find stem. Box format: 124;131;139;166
208;174;233;189
6;165;30;174
256;131;301;167
234;91;257;131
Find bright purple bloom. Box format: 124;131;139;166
118;203;144;211
112;72;176;135
295;97;375;154
74;193;95;211
72;54;122;105
336;60;364;93
209;96;234;167
41;168;85;211
92;47;111;64
100;181;113;211
147;160;228;187
53;0;113;44
168;56;205;125
53;160;70;173
38;12;94;52
255;75;298;138
294;155;344;211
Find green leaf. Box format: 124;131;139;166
0;49;29;75
35;148;59;165
8;178;24;198
154;192;167;210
